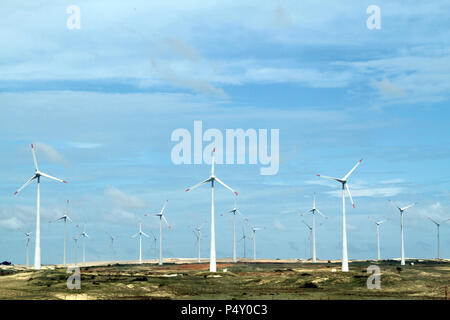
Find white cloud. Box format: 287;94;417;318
104;187;147;210
35;142;69;166
371;78;406;99
327;187;404;198
70;142;103;149
273;218;287;231
0;217;23;230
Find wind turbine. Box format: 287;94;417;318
369;218;386;260
301;193;327;263
14;144;67;269
79;224;89;266
105;232;115;262
192;222;207;263
185;148;238;272
145;200;170;266
250;227;264;261
221;197;248;263
317;159;362;272
131;222;150;264
428;217;450;260
49;200;73;267
73;236;79;266
389;200;417;265
18;228;32;267
302;221;313;261
238;226;247;258
148;230;158;261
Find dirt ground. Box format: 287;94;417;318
0;259;449;300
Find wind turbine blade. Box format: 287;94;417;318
214;177;238;196
302;221;311;230
315;209;327;219
378;220;386;225
66;215;73;223
131;233;139;238
14;175;37;195
428;217;439;226
211;148;216;176
300;209;313;217
345;184;355;208
162;216;170;228
401;202;417;211
50;216;65;223
316;174;341;182
236;209;249;223
141;232;151;238
39;172;67;183
31;144;39;171
161;200;168;214
185;178;211;192
343;159;363;180
149;230;157;239
388;200;401;211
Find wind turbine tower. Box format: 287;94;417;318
369;218;386;260
145;200;170;265
301;193;327;263
185;148;238;272
80;224;89;266
389;200;417;265
50;200;73;267
131;222;150;264
317;159;362;272
14;144;67;269
428;217;450;260
18;229;32;267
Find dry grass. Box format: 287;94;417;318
0;259;449;300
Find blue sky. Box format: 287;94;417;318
1;1;450;264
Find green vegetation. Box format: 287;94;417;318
0;260;449;300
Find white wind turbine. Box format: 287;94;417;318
300;193;327;263
250;227;264;261
192;222;207;263
368;217;387;261
185;148;238;272
238;226;247;259
73;236;79;266
49;200;73;267
105;232;115;262
317;159;362;272
428;217;450;260
302;221;313;261
221;197;248;263
148;230;158;261
79;224;89;266
389;200;417;265
18;228;32;267
14;144;67;269
131;222;150;264
145;200;170;266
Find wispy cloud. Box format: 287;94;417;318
104;187;147;210
70;142;103;149
35;142;69;166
